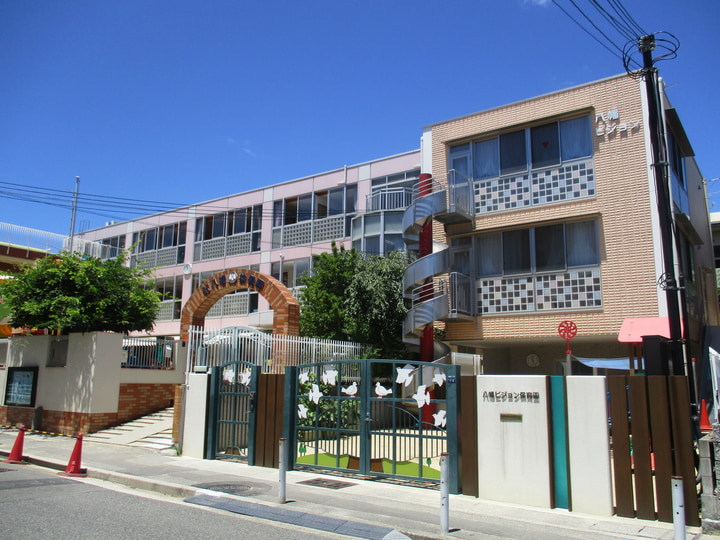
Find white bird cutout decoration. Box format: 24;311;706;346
321;369;338;386
412;385;431;408
375;382;391;398
395;366;415;387
341;381;358;396
309;384;323;404
432;369;446;387
298;370;310;384
298;403;308;419
432;409;447;428
239;369;252;386
223;369;235;383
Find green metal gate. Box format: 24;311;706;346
285;359;459;492
207;360;259;463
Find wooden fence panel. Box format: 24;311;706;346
608;376;634;517
668;377;700;527
608;375;699;526
628;377;654;520
647;376;673;522
255;373;285;468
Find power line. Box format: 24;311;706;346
551;0;645;70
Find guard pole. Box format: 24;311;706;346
672;476;685;540
278;438;287;504
440;452;449;533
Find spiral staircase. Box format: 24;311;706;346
402;170;475;360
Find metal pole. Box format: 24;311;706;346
639;35;684;376
671;476;685;540
68;176;80;253
278;437;287;504
440;452;449;533
566;351;572;376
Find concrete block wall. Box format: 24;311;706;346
700;430;720;534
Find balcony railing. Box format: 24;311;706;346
366;187;414;212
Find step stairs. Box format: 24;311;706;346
85;407;175;452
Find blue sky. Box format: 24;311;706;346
1;0;718;235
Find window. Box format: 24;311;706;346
298;194;312;222
315;191;328;219
476;220;598;277
531;123;559;169
195;213;226;241
535;224;565;271
454;115;592;179
503;229;531;274
560;116;592;160
159;223;186;249
100;235;126;258
231;208;248;234
500;130;527;175
667;130;686;189
476;232;502;277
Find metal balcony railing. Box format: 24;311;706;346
366;187;414;212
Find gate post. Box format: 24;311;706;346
283;366;298;469
446;364;460;494
205;366;220;460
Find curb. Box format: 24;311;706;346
0;448;417;539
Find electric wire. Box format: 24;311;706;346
588;0;637;42
551;0;654;71
607;0;647;36
551;0;629;65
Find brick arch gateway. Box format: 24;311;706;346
179;269;299;341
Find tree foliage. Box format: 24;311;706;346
344;250;409;359
0;251;160;334
298;242;409;358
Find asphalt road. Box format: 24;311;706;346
0;462;345;540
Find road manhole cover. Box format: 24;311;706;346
297;477;356;490
193;481;270;497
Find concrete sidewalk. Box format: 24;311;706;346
0;427;707;540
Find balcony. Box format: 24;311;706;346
366;187;414;212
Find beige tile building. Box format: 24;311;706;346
409;74;717;375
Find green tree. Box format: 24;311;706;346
0;251;160;334
298;242;361;341
344;250;409;358
298;242;409;358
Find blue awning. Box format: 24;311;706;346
575;357;644;370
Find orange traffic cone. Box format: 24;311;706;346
58;434;87;477
4;425;26;464
700;399;712;432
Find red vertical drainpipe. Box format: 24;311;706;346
418;173;434;365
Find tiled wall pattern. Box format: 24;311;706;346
475;159;594;215
479;269;601;314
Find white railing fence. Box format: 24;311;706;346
186;325;370;374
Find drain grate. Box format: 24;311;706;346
297;477;356;490
0;468;14;473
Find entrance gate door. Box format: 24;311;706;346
207;360;259;463
285;359;459;492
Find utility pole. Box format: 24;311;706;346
68;176;80;253
638;35;684;376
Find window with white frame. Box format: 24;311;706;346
99;234;126;259
155;275;183;320
272;185;357;248
475;220;599;278
452;115;593;181
134;222;186;254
